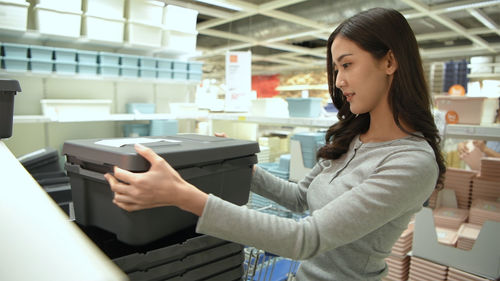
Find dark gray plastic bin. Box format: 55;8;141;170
63;134;259;245
18;147;61;174
0;79;21;138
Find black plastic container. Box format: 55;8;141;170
63;134;259;245
0;79;21;139
18;147;62;174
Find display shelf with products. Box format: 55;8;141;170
208;113;338;128
444;124;500;141
13;112;209;123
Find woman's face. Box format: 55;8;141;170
330;36;394;115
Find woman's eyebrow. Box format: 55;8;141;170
335;53;353;63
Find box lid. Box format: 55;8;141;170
18;147;59;167
63;134;259;171
0;79;21;92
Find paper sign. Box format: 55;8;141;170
95;138;181;147
225;51;252;112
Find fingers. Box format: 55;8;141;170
112;166;137;186
135;143;164;165
214;132;228;138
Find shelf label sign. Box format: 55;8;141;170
225;51;252;112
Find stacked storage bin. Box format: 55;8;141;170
0;0;29;32
18;148;72;215
162;5;198;54
139;56;156;79
149;119;178;136
29;45;53;73
82;0;125;43
188;61;202;81
442;60;468;93
32;0;82;38
77;50;98;75
123;102;154;137
53;47;77;74
98;51;120;77
1;42;29;71
120;53;139;78
172;60;188;80
157;58;173;79
290;132;326;169
125;0;164;47
80;225;245;281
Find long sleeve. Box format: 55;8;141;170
196;138;438;261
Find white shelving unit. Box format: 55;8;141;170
208;113;337;128
444;124;500;141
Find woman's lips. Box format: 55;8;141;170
344;92;355;102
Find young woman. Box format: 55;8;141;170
105;8;445;280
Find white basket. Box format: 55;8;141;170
250;98;289;118
163;5;198;33
162;29;197;53
0;1;29;31
35;0;82;12
41;99;112;121
126;20;162;47
125;0;164;25
34;5;82;38
83;0;124;20
83;14;124;43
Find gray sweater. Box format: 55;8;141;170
196;134;438;280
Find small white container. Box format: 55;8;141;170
33;5;82;38
0;0;29;31
250;98;289;118
83;0;124;20
163;5;198;33
470;56;493;74
126;20;162;47
125;0;164;25
34;0;82;12
40;99;112;121
83;14;124;43
162;29;197;53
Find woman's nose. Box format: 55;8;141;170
335;73;345;89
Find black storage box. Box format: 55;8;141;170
63;134;259;245
18;147;62;174
0;79;21;139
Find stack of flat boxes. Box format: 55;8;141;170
157;58;173;79
188;61;203;81
125;0;164;47
77;50;98;75
120;54;139;78
172;60;188;80
53;47;77;75
33;0;82;38
29;45;53;73
98;52;120;77
1;42;29;72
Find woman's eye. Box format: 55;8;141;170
342;63;350;69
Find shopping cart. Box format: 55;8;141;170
243;192;307;281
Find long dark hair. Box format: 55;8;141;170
317;7;445;189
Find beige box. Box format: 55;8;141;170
435;96;499;125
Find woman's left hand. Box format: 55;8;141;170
104;143;197;212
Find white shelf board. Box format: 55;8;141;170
467;73;500;79
13;113;209;123
275;84;328;91
444;124;500;141
0;70;200;85
0;28;196;57
208;113;338;127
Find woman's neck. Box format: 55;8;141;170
360;101;413;143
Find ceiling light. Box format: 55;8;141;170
194;0;243;11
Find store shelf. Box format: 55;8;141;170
0;28;196;57
275;84;328;91
13;113;209;123
0;70;200;85
467;73;500;79
444;124;500;141
208;113;337;128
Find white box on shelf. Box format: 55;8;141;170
83;14;124;43
163;5;198;33
34;0;81;12
126;20;162;47
0;1;29;31
162;29;197;53
250;98;289;118
125;0;164;25
83;0;124;20
33;5;82;38
40;99;112;121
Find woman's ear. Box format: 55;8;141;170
385;50;398;75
